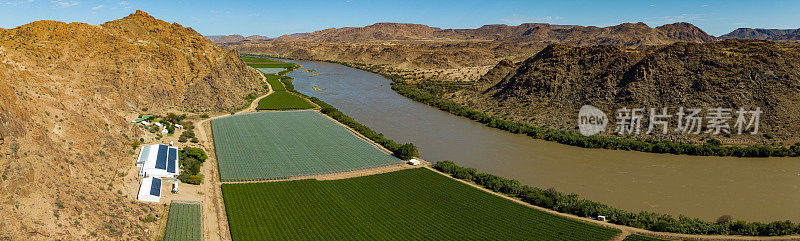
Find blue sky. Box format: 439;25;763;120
0;0;798;37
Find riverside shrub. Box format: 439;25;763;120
432;160;800;236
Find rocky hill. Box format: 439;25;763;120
454;39;800;143
206;34;270;43
223;22;715;69
720;28;800;41
0;10;261;239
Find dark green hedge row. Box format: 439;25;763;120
433;160;800;236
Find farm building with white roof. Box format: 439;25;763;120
137;177;162;203
137;144;180;178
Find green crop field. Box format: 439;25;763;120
211;111;401;181
163;202;202;241
623;235;672;241
256;91;315;110
222;168;620;241
263;74;287;91
247;62;299;69
242;56;280;62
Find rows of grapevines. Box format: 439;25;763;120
211;111;400;181
222;168;620;240
623;235;672;241
163;202;202;241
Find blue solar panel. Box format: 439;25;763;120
150;178;161;196
167;148;177;174
155;145;168;170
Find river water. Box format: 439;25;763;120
284;59;800;222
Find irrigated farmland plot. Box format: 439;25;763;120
163;202;202;241
211;111;401;181
256;91;315;110
222;168;620;241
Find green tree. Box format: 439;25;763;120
393;143;419;160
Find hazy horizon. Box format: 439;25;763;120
1;0;798;37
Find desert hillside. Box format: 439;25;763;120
222;22;715;70
0;10;260;239
453;39;800;144
720;28;800;41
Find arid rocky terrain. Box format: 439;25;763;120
220;22;716;70
217;21;800;144
0;10;261;239
454;39;800;144
720;28;800;41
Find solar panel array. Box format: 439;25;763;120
167;148;177;174
211;111;401;181
155;145;168;169
150;178;162;196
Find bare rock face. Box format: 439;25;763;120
223;22;716;69
0;10;260;239
472;59;516;92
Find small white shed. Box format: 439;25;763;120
408;159;421;166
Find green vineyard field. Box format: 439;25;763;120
246;62;299;69
256;91;315;110
623;234;672;241
263;74;287;91
163;202;202;241
242;56;280;62
211;111;401;181
221;168;620;240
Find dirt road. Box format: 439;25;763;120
195;71;272;241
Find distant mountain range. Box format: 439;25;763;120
221;22;717;68
720;28;800;40
268;22;716;44
206;34;272;43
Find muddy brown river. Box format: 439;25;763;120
285;59;800;222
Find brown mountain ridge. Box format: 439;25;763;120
455;39;800;143
224;22;716;69
0;10;261;239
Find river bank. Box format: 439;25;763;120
279;58;800;222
